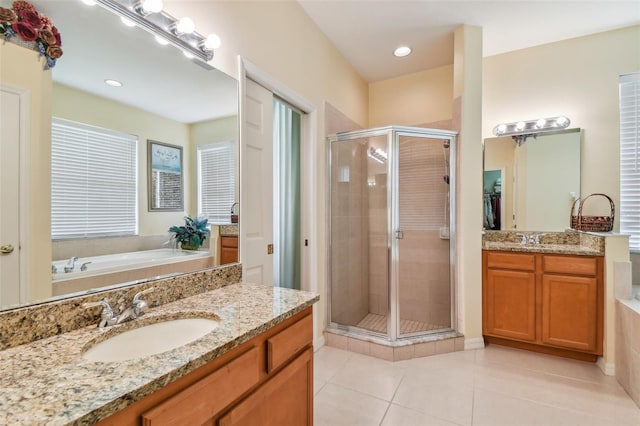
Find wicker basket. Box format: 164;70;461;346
569;193;615;232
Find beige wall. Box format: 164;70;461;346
52;83;191;236
484;26;640;229
369;65;454;127
165;0;370;339
0;42;52;302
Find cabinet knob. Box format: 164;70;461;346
0;244;14;254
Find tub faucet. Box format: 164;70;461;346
80;262;92;272
64;256;79;273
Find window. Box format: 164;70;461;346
51;118;138;239
620;73;640;252
198;142;235;224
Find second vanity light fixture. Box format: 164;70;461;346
92;0;220;65
493;116;571;137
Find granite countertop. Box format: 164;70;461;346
482;241;603;256
0;283;319;425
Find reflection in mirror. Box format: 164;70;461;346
483;128;581;232
0;0;238;311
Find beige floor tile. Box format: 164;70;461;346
381;404;462;426
314;383;390;426
330;352;406;401
473;388;627;426
314;377;327;395
314;345;353;383
393;374;473;425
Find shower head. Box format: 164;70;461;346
443;140;450;149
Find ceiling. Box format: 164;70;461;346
297;0;640;82
34;1;237;124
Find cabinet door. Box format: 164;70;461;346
484;269;536;342
218;347;313;426
541;274;598;352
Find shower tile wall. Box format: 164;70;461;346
331;141;370;327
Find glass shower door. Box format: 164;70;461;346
394;133;453;337
329;133;389;336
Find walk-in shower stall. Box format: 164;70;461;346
327;126;457;342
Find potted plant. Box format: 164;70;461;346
169;216;210;250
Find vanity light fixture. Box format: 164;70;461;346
493;116;571;137
394;46;412;57
368;147;388;164
94;0;218;66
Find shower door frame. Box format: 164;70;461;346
326;125;458;343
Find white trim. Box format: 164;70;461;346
238;56;320;342
597;357;615;376
464;337;486;350
1;84;31;304
314;334;326;351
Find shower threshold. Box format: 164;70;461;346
357;313;446;335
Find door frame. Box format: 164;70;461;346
238;57;319;344
1;83;31;304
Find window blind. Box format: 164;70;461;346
51;117;138;239
620;73;640;252
198;142;235;224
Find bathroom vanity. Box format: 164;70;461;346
0;272;318;425
482;231;605;361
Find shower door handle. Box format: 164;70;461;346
395;231;404;239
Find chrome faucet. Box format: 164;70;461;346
83;287;155;328
64;256;79;273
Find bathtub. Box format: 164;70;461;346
52;248;214;296
616;296;640;408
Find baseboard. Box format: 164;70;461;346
464;337;485;350
597;357;615;376
314;335;325;351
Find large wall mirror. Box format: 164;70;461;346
483;128;582;232
0;0;239;311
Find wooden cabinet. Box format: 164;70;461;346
96;307;313;426
220;236;238;264
483;250;603;361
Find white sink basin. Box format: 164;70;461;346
83;318;219;362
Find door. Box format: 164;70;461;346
241;79;274;285
484;268;537;342
395;134;453;337
541;274;598;352
0;88;22;307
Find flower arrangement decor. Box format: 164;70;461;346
169;216;210;250
0;1;63;69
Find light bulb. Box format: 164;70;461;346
155;35;169;46
535;118;546;129
204;34;221;50
176;17;195;35
556;116;569;127
393;46;411;57
120;16;136;27
515;121;525;131
142;0;163;14
496;124;507;135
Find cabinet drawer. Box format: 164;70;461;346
542;255;597;276
486;251;535;271
267;314;312;373
221;236;238;248
141;347;259;426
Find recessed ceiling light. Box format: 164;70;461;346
155;35;169;46
393;46;412;57
81;0;96;5
105;79;123;87
183;51;194;59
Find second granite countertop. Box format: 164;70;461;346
0;283;319;425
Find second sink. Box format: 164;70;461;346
83;318;220;362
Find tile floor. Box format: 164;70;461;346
313;344;640;426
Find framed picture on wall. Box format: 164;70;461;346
148;140;184;211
